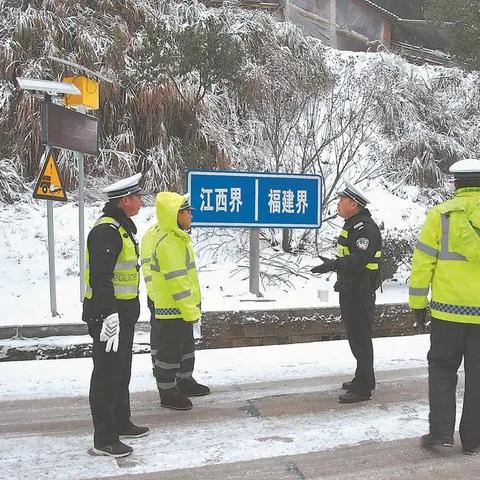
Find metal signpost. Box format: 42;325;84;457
188;170;322;296
17;62;107;316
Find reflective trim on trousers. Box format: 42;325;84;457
154;359;181;369
156;381;176;390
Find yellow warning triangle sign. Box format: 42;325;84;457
33;149;67;202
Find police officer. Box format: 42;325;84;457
410;159;480;455
142;192;210;411
83;173;149;458
311;181;382;403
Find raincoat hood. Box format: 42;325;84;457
439;188;480;261
155;192;189;239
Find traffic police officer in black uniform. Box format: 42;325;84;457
83;173;149;458
311;181;382;403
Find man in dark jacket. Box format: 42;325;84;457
83;173;149;458
311;181;382;403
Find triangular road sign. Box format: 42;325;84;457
33;149;67;202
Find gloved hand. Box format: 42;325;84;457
100;313;120;352
413;308;427;331
311;259;337;274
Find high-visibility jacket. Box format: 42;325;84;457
409;187;480;324
142;192;201;322
140;224;160;300
85;216;140;300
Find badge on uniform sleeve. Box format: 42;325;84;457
356;237;369;250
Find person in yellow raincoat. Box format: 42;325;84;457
141;192;210;411
409;159;480;455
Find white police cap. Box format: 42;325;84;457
449;159;480;178
103;173;144;200
338;181;370;207
179;193;195;211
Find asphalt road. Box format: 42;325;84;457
1;367;478;479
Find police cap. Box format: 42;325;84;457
179;193;195;211
449;159;480;179
103;173;144;200
337;181;370;208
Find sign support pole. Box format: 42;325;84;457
41;144;58;317
78;151;85;302
249;228;261;297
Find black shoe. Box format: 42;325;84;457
342;380;375;391
178;378;211;397
119;423;150;439
463;446;478;456
421;433;454;448
338;391;371;403
92;440;133;458
160;388;193;410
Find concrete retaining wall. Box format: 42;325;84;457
0;303;418;361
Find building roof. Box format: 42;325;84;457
355;0;399;21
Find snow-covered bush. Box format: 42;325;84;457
380;227;417;282
0;157;27;204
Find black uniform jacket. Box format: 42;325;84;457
334;208;382;293
82;202;140;323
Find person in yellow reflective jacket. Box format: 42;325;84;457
142;192;210;411
409;159;480;456
83;173;149;458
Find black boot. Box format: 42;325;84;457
338;391;371;403
178;378;211;397
421;433;453;448
159;387;193;410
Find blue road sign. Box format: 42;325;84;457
187;170;322;228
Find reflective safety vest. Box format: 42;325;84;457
85;217;140;300
337;227;382;272
409;188;480;324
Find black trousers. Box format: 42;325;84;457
151;318;195;392
339;290;376;393
88;304;138;448
428;317;480;449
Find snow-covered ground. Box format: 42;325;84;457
1;333;467;480
0;182;425;327
0;333;431;401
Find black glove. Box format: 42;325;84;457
311;259;337;274
413;308;427;330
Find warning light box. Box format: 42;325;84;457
63;75;99;110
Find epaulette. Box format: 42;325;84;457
353;222;364;230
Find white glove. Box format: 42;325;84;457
100;313;120;353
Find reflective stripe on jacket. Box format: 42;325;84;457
142;192;201;322
337;228;382;271
409;188;480;324
85;216;139;300
140;224;160;300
